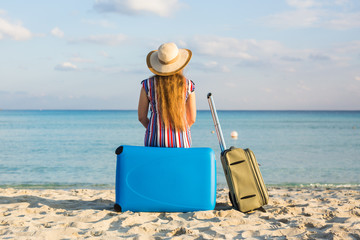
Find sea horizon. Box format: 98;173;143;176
1;109;360;111
1;110;359;189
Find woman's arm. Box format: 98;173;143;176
138;87;150;128
186;92;196;127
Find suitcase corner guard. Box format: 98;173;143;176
114;203;122;212
115;146;123;155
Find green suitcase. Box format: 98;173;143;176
221;147;268;212
208;93;269;212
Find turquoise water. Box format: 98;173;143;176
0;110;359;188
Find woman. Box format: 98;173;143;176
138;42;196;148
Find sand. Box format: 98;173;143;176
0;187;359;239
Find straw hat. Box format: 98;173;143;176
146;42;192;76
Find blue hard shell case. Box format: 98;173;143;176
114;145;216;212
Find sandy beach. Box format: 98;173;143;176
0;187;359;239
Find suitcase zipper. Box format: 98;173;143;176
222;150;240;210
244;149;268;205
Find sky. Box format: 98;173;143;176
0;0;359;110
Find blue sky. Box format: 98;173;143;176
0;0;359;110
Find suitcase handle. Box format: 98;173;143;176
207;93;227;152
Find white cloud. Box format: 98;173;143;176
190;37;255;60
286;0;319;8
203;61;219;68
93;0;182;17
326;12;360;30
84;65;142;74
334;0;350;5
186;35;360;80
54;62;78;71
0;16;32;40
355;76;360;81
70;57;93;63
189;36;287;61
69;34;126;46
264;9;321;28
263;1;360;30
194;60;230;73
332;41;360;54
51;27;64;38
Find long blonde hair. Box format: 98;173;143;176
155;72;186;131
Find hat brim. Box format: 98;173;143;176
147;49;192;76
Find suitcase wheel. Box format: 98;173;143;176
228;192;235;207
228;192;239;210
114;204;122;212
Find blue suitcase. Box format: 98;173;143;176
114;145;216;212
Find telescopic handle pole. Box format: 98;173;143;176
207;93;227;152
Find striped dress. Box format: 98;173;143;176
141;77;195;148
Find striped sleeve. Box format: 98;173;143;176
141;79;149;96
188;79;195;94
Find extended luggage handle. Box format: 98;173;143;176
207;93;227;152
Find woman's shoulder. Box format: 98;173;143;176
141;77;155;85
185;77;195;84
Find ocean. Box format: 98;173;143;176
0;110;359;189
